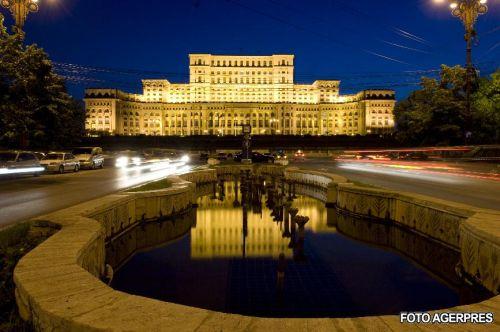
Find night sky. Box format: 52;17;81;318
2;0;499;100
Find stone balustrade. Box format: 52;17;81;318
284;168;499;295
335;183;500;294
179;169;218;184
284;167;349;206
214;164;285;178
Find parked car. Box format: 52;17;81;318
33;152;46;161
217;152;228;161
0;151;44;176
399;152;428;161
233;152;275;163
72;147;104;169
40;153;80;173
461;146;500;163
199;152;209;162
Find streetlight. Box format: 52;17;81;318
1;0;39;32
269;118;279;135
434;0;489;140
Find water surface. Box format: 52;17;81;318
112;181;482;317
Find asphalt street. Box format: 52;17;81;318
0;158;498;229
0;163;194;229
296;158;500;210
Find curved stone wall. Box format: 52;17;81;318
13;166;499;331
284;167;349;205
335;184;500;295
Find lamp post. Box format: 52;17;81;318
269;118;279;135
1;0;39;32
435;0;489;141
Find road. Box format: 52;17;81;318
1;158;498;229
294;158;500;210
0;162;194;229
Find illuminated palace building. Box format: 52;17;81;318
84;54;396;136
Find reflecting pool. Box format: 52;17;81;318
112;179;489;318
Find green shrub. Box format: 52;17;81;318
0;223;56;331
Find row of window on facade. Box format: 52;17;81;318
193;59;291;67
144;88;337;96
114;108;393;118
88;109;110;114
119;126;393;135
194;77;291;84
88;119;110;125
118;111;381;120
122;118;367;129
206;70;286;76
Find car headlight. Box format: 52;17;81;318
131;157;142;166
115;157;129;168
181;155;190;163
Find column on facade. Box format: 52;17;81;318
187;108;192;136
160;108;165;136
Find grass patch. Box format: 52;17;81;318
0;222;57;331
127;178;173;192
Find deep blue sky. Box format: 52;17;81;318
2;0;499;100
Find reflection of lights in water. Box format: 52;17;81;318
0;167;45;175
191;183;331;259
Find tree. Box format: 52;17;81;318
394;65;499;146
0;21;85;149
472;71;500;143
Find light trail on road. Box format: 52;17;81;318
296;158;500;210
336;160;500;183
337;162;464;184
0;159;200;228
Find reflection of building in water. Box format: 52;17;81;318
192;195;292;258
290;196;333;233
191;183;330;259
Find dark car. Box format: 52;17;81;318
233;152;274;163
217;152;228;161
199;153;209;162
399;152;429;161
462;146;500;163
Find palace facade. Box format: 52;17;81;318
84;54;396;136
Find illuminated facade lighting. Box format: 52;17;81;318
84;54;396;136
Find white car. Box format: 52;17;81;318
40;153;80;173
72;147;104;169
0;151;44;176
